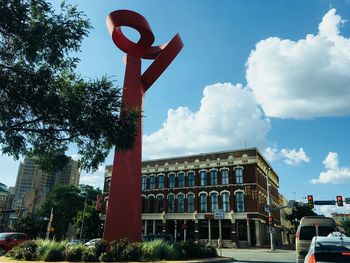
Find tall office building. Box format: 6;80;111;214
13;157;80;213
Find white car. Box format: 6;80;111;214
84;238;101;247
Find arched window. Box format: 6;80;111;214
210;170;217;185
200;193;207;212
168;195;175;212
236;191;244;212
222;192;230;212
169;174;175;188
178;194;185;212
157;195;164;212
188;171;195;187
187;194;195;212
211;193;218;212
178;172;185;188
142;176;147;190
150;176;155;189
158;175;164;189
235;167;243;184
221;169;229;185
200;170;207;186
148;196;155;213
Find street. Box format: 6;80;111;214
220;248;296;263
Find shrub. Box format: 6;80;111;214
39;240;66;262
99;251;115;262
6;240;37;260
65;244;85;262
94;239;109;257
142;239;180;261
82;247;99;262
109;239;142;261
179;241;217;258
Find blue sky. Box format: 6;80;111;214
1;0;350;215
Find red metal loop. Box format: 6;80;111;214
107;10;155;58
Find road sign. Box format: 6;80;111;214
345;198;350;204
264;205;270;213
268;227;275;233
214;209;224;220
314;200;336;205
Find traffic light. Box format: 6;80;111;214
337;196;343;207
268;216;273;226
15;205;21;214
307;195;314;208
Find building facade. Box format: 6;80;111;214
13;157;80;213
103;148;283;247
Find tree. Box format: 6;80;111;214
341;220;350;236
286;205;317;227
12;215;42;239
40;185;83;239
74;205;103;240
0;0;138;172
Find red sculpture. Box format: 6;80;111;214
103;10;183;242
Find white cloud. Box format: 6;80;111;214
246;9;350;119
280;148;310;165
315;204;350;217
311;152;350;184
143;83;271;159
264;147;310;166
79;165;105;189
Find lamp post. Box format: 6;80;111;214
79;193;88;240
267;168;275;251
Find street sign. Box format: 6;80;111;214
345;198;350;204
264;206;270;213
314;200;336;205
214;209;224;220
268;227;275;233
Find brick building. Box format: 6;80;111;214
103;148;282;247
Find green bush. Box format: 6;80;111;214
99;251;115;262
142;239;180;261
109;239;142;261
82;247;99;262
179;241;217;258
65;244;85;261
94;239;109;257
6;240;37;260
38;240;66;262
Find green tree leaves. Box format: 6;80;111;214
0;0;138;172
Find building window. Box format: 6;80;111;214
142;177;147;190
200;193;207;213
188;172;195;187
187;194;195;212
148;196;155;213
169;174;175;188
168;195;175;212
210;170;217;185
150;176;155;189
236;192;244;212
157;196;164;212
211;193;218;212
178;172;185;188
200;171;207;186
221;169;229;185
158;175;164;189
222;192;230;212
235;167;243;184
178;194;185;212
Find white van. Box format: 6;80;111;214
295;216;337;263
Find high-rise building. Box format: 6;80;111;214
13;157;80;213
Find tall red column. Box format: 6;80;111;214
103;10;183;242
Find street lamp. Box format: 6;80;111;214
267;168;275;251
79;192;88;240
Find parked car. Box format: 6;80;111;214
84;238;101;247
296;216;337;263
67;239;82;245
304;234;350;262
0;232;28;255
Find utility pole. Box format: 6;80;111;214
46;208;53;240
267;168;275;251
79;192;88;240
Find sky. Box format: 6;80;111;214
1;0;350;216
